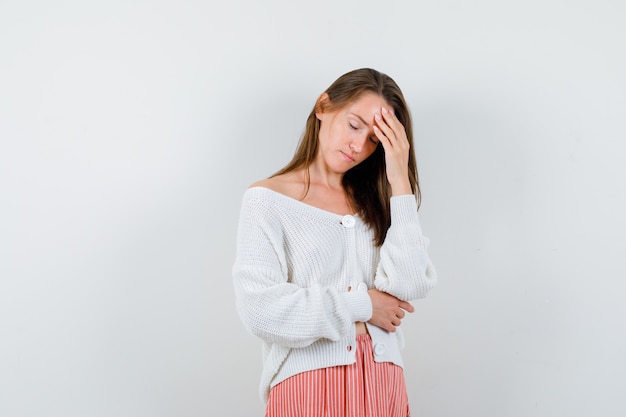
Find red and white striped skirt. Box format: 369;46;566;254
265;334;410;417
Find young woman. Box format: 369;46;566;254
233;68;437;417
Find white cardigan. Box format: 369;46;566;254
232;187;437;402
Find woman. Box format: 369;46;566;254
233;68;437;417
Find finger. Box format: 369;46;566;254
374;112;397;144
373;124;392;152
374;112;396;139
381;106;402;129
381;107;410;147
382;107;407;137
399;301;415;313
372;123;387;142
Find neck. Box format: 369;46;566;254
307;158;344;191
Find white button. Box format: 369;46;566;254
374;343;385;355
341;215;355;228
357;283;368;292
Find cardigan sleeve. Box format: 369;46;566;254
232;190;372;349
373;194;438;301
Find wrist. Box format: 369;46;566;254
389;179;412;196
340;290;373;322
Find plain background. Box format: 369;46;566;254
1;0;625;416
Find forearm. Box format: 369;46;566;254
389;177;412;196
374;195;438;300
234;266;372;348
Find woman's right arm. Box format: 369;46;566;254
232;192;372;348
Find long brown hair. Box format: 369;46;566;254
273;68;420;246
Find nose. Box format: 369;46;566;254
350;134;368;153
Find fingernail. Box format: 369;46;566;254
382;107;388;114
375;113;381;120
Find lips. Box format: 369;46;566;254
340;151;355;162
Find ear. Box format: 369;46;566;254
315;93;330;120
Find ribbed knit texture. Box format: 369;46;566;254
232;187;437;402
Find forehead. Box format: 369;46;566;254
344;91;390;114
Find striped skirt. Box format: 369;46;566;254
265;334;410;417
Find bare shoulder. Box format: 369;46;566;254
249;171;306;200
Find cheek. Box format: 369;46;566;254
366;142;380;155
358;144;378;162
324;123;342;141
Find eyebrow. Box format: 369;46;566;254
350;113;370;127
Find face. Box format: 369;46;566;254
315;91;390;174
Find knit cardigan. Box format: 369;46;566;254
232;187;437;402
